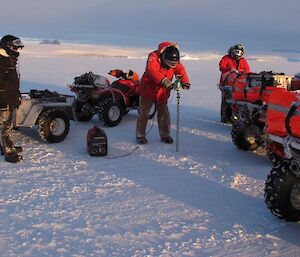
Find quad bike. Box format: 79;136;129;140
15;89;75;143
262;88;300;221
69;70;156;127
224;71;294;151
264;134;300;222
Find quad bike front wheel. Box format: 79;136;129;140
38;109;70;143
264;161;300;222
231;120;262;151
74;101;94;121
267;151;283;166
99;99;124;127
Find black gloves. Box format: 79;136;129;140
181;83;190;90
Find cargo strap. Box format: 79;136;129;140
283;136;294;159
259;74;268;96
222;72;240;86
243;75;250;99
285;103;300;136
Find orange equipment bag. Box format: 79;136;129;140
232;71;293;103
231;73;248;101
220;71;241;87
266;90;300;137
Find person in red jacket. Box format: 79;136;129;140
136;42;190;144
219;44;250;77
218;44;251;123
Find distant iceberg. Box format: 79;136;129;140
271;49;300;53
39;39;61;45
287;57;300;62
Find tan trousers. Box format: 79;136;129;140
136;96;171;139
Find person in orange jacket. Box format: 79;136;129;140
218;44;251;123
136;41;190;144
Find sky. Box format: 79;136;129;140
1;0;300;52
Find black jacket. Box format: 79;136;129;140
0;48;21;109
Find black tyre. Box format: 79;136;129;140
264;162;300;222
231;120;262;151
74;101;94;121
99;99;124;127
267;151;282;166
38;109;70;143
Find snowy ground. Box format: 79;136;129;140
1;42;300;257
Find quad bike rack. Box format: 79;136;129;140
221;71;294;151
15;90;75;143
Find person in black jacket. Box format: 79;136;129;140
0;34;24;162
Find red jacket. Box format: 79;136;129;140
140;42;190;103
219;54;250;74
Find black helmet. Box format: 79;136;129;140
1;34;24;57
230;44;244;60
161;46;180;68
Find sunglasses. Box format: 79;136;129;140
165;59;179;68
232;49;243;56
9;38;24;50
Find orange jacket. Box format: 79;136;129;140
140;42;190;103
219;54;250;74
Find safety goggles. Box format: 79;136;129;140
165;59;179;68
232;49;243;57
10;38;24;50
